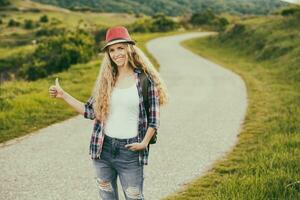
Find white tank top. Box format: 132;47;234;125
104;82;140;139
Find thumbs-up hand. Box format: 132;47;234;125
49;77;65;99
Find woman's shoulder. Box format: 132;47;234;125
134;68;154;84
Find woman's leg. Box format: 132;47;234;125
116;147;144;200
92;158;119;200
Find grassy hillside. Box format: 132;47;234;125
0;0;138;81
0;0;136;47
2;0;136;27
165;12;300;200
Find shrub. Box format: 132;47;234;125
20;61;48;80
24;19;34;29
40;15;48;23
231;23;246;35
281;7;300;16
93;28;106;44
8;19;20;27
128;18;152;33
35;26;65;37
215;17;229;31
190;10;216;26
21;30;95;80
150;14;179;32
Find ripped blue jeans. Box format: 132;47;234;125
92;135;144;200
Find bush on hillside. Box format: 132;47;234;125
35;26;65;37
40;15;49;23
190;10;216;26
128;18;152;33
128;14;179;33
189;10;229;31
23;19;35;29
19;30;95;81
93;28;106;45
281;7;300;16
150;14;179;32
7;19;20;27
230;23;246;36
213;17;229;31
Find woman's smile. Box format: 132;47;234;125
108;43;128;67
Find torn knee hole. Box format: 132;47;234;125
125;186;142;199
96;178;113;192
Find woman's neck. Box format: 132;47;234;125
118;65;133;76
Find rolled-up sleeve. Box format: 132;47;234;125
84;96;95;120
147;79;160;131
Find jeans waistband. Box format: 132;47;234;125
104;134;139;145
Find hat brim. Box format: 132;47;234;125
101;39;135;51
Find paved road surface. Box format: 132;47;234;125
0;32;248;200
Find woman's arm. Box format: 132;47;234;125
125;79;160;151
61;91;85;115
49;78;85;115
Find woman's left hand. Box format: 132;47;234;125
125;142;147;151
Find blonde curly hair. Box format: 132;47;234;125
91;43;169;122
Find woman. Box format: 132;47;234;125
49;26;168;200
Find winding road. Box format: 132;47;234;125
0;32;248;200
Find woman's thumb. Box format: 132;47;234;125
55;77;60;87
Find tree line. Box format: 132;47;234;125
31;0;285;16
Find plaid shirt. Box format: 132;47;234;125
84;68;160;165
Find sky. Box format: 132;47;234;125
281;0;300;5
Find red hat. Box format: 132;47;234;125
101;26;135;51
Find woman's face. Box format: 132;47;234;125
108;43;128;68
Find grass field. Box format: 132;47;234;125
164;14;299;200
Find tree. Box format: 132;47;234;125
0;0;10;6
190;10;216;26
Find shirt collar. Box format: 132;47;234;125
133;68;142;74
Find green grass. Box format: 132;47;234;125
0;31;185;144
164;15;300;200
0;45;35;59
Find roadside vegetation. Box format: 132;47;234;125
165;7;300;200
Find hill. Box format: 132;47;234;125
30;0;286;16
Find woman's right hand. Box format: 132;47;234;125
49;78;65;99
